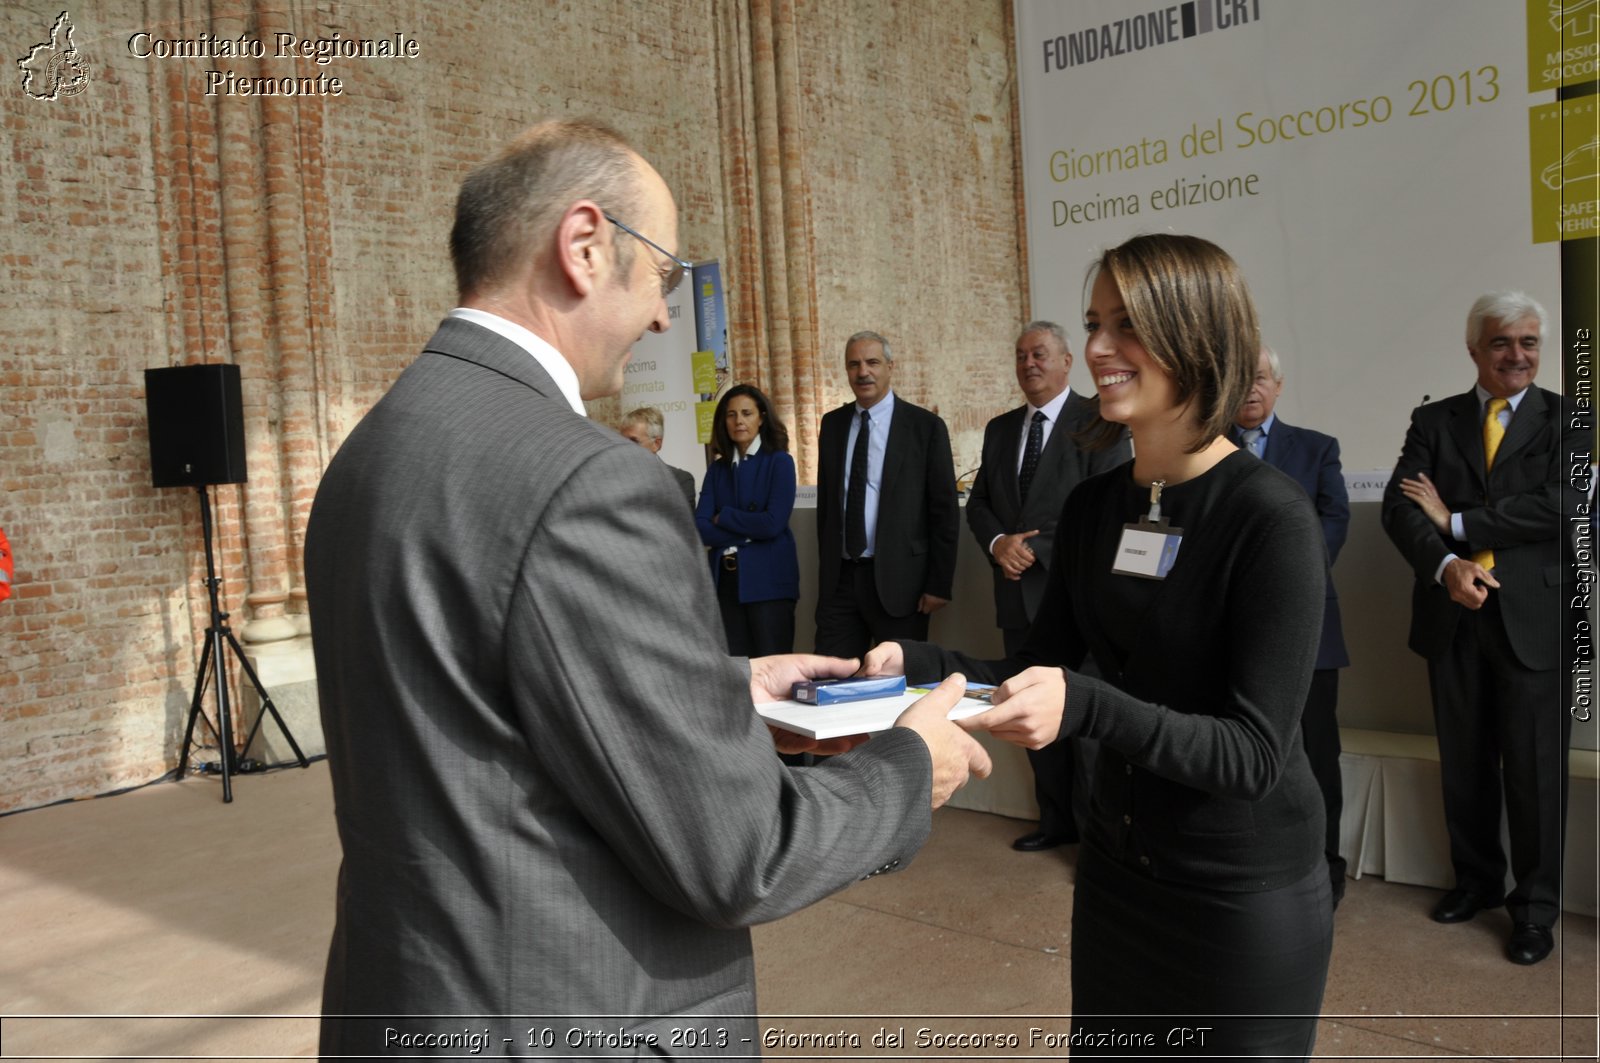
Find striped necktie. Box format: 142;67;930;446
1239;426;1263;457
1018;410;1046;504
845;411;871;558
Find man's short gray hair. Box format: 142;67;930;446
1260;345;1283;382
450;118;643;301
845;330;893;363
620;406;664;440
1466;291;1547;349
1019;321;1070;351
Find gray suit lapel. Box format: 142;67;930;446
423;316;564;399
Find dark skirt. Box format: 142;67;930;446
1069;841;1333;1060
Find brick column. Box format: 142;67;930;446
714;0;825;481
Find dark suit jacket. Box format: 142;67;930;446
695;448;800;603
1253;418;1351;670
305;318;931;1055
967;392;1129;630
815;395;959;617
671;463;697;509
1381;385;1577;671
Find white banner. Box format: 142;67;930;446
1015;0;1561;470
623;286;704;481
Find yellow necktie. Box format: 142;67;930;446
1469;398;1509;571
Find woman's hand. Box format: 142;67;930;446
958;666;1067;750
857;642;905;677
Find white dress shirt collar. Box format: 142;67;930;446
732;433;763;465
1474;383;1529;413
448;307;586;415
855;389;896;421
1026;386;1072;423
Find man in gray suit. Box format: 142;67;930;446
966;322;1129;852
305;118;989;1058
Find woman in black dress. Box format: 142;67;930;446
868;233;1332;1058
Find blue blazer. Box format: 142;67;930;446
695;448;800;604
1243;418;1350;670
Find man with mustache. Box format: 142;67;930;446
815;330;959;659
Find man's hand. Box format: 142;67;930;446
767;725;870;757
858;642;905;677
992;531;1040;581
1398;473;1451;535
958;666;1067;750
751;654;871;756
749;653;858;704
1442;557;1499;610
894;674;992;808
917;593;950;615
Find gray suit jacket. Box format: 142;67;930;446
306;317;932;1057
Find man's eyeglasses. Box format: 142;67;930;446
603;212;693;297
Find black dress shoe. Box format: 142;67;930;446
1012;830;1076;852
1431;888;1504;923
1507;922;1555;965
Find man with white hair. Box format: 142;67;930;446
1233;345;1350;905
620;404;697;509
1383;291;1580;965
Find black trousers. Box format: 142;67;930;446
1300;668;1345;895
813;559;928;660
1427;592;1569;927
1004;625;1080;840
714;557;794;658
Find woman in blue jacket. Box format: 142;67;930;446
695;384;799;657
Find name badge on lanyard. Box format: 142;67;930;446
1113;479;1183;580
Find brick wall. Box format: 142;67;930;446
1;0;1022;811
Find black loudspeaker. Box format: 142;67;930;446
145;364;248;487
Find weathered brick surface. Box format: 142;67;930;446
796;0;1025;474
1;0;1021;811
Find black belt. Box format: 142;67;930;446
722;554;739;571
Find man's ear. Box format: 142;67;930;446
555;200;607;297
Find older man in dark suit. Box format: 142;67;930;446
305;118;988;1058
814;331;960;659
1382;291;1579;966
620;404;697;509
1233;345;1351;904
967;321;1129;851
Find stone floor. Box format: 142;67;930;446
0;761;1594;1060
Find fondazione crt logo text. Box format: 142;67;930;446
1038;0;1262;73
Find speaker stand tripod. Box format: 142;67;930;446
175;484;309;802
